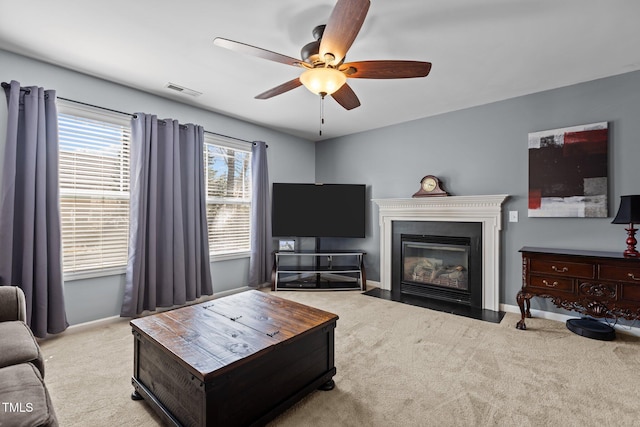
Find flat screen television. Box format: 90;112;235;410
272;183;366;238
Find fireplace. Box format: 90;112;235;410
392;221;482;308
373;195;508;312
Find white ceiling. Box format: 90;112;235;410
1;0;639;141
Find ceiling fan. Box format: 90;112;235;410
213;0;432;111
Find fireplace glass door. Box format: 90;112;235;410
402;236;470;292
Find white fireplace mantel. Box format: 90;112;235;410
372;195;509;312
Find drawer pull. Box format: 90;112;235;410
542;280;559;287
628;273;640;281
551;266;568;273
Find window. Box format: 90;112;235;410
57;102;131;277
204;135;252;258
57;101;251;278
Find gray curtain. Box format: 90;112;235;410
121;113;213;317
248;141;272;287
0;80;68;338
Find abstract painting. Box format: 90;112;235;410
528;122;608;217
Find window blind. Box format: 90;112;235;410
57;100;252;277
58;110;131;274
204;137;252;255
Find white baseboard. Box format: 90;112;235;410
65;315;127;335
63;286;252;336
62;286;640;338
501;303;640;337
365;280;381;289
358;284;640;337
214;286;251;298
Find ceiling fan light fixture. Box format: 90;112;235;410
300;67;347;96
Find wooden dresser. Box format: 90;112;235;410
516;247;640;330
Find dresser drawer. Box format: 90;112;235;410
529;259;595;278
528;275;574;292
621;284;640;303
599;264;640;284
577;281;618;301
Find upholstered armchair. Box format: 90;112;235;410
0;286;58;426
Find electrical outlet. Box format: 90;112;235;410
509;211;518;222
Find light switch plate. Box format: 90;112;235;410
509;211;518;222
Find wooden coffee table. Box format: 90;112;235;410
130;290;338;426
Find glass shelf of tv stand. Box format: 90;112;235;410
272;250;366;291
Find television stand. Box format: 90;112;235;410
272;250;367;291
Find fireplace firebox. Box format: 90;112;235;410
402;235;470;299
392;221;482;309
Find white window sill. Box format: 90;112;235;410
63;252;251;281
64;267;127;282
211;251;251;262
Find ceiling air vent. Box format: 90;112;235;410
165;82;202;97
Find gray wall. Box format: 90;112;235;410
315;70;640;315
3;46;639;324
0;49;315;325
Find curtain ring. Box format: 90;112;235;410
1;82;31;94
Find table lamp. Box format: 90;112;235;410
611;195;640;257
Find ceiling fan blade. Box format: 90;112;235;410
331;83;361;110
214;37;301;67
319;0;370;66
255;78;303;100
343;60;432;79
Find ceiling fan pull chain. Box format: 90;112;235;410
319;93;326;136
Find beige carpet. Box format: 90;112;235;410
39;290;640;426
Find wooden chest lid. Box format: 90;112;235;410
130;290;338;380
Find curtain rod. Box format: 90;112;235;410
58;96;135;118
57;96;263;146
1;82;31;93
1;83;263;147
